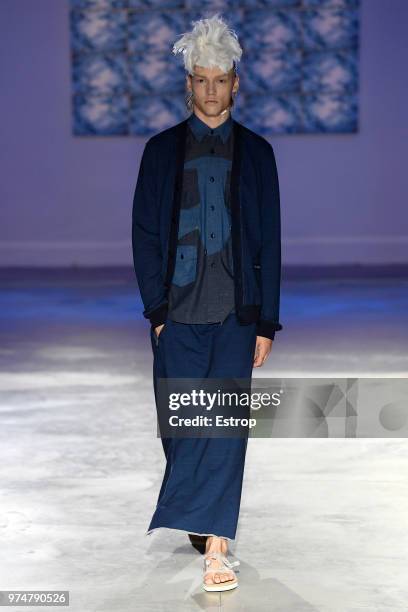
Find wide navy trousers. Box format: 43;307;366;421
146;312;257;540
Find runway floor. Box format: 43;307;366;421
0;267;407;611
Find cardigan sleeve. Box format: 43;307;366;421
131;139;168;328
256;141;283;341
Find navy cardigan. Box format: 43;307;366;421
132;116;283;340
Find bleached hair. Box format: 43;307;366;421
172;13;243;75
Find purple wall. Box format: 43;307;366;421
1;0;407;266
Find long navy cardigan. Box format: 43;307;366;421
132;116;283;340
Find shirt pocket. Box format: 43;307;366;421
172;244;198;287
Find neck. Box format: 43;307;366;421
192;105;231;128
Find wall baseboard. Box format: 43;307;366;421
0;237;407;266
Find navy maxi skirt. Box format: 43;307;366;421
146;312;257;540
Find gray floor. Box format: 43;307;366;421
0;268;408;611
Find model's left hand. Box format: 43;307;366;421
253;336;273;367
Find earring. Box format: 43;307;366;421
185;90;194;110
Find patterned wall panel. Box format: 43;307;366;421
70;0;360;135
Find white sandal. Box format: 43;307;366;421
202;551;240;592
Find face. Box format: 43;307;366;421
186;64;239;117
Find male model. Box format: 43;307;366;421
132;13;282;592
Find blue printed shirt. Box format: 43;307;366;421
167;111;235;324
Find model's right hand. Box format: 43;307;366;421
154;323;165;337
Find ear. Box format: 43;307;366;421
186;73;192;91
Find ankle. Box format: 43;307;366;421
205;536;228;555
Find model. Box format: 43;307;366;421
132;13;282;592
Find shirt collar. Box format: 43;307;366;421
187;111;232;144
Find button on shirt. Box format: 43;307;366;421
167;112;235;324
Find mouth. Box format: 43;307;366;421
206;100;218;103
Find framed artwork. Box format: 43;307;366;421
70;0;360;135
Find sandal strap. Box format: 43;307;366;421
203;551;240;572
203;568;238;579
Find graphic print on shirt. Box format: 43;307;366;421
176;158;232;256
168;113;235;324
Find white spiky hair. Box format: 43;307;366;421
172;13;243;75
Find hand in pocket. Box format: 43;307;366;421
154;323;165;338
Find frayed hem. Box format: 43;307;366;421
145;526;234;541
